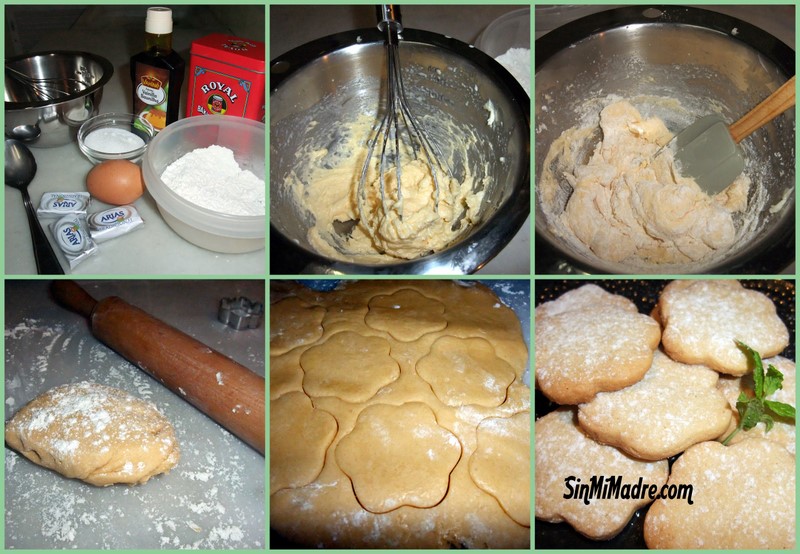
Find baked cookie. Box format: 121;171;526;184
644;438;796;549
535;408;669;540
578;350;733;460
535;284;661;404
658;280;789;375
717;356;796;455
269;280;530;548
5;382;179;486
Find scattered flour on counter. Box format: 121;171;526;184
495;47;530;96
160;145;265;216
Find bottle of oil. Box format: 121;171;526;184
130;7;185;132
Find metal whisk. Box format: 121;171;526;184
357;5;450;230
5;65;89;102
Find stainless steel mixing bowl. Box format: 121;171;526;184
271;28;530;274
5;51;113;148
535;6;795;274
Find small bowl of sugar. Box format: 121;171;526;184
78;112;156;164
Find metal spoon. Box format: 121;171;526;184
7;124;42;142
4;139;64;274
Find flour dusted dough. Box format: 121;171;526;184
539;100;749;267
468;411;530;526
417;336;516;407
270;280;530;548
270;391;337;492
269;296;326;356
5;382;179;486
335;402;462;513
365;288;447;341
300;331;400;402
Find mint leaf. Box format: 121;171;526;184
763;364;784;397
765;399;796;420
736;340;764;396
722;341;795;445
737;396;764;432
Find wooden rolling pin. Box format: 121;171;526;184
52;280;265;455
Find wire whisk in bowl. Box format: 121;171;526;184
357;5;454;240
5;65;91;102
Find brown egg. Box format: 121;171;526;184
86;160;144;205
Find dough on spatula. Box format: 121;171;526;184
5;382;179;486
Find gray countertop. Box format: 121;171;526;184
5;279;265;549
4;5;266;276
270;5;531;275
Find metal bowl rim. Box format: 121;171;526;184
5;50;115;110
270;27;531;275
534;4;795;275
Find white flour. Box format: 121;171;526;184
160;145;265;216
495;47;530;96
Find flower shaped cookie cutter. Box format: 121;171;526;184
218;296;264;330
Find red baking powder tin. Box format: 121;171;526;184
186;34;265;122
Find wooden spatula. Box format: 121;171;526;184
665;75;795;194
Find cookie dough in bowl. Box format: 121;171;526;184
271;28;529;274
5;382;179;486
535;6;794;274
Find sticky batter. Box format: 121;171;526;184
539;100;750;266
286;115;484;262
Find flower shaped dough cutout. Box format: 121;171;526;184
416;336;516;407
468;411;530;526
300;331;400;402
270;391;337;493
335;402;462;513
270;297;326;355
365;289;447;341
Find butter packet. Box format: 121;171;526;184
37;192;91;217
50;214;98;269
87;205;144;243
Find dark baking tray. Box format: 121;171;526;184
534;279;795;549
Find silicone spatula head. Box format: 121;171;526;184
671;114;745;195
668;75;796;195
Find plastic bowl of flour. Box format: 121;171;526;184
475;8;530;59
142;115;265;253
78;113;155;164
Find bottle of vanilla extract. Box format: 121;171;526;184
130;7;185;132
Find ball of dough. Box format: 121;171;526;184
5;382;179;486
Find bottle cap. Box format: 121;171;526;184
145;7;173;34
